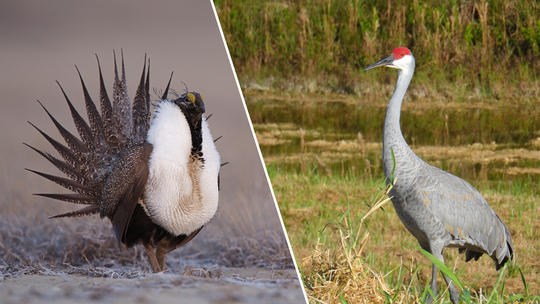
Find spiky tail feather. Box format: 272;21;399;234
27;52;159;218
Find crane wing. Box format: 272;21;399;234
413;165;513;266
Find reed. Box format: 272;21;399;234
215;0;539;94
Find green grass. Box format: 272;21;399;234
249;88;539;301
269;166;539;302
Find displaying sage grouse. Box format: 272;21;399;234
26;54;222;272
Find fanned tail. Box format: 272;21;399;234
35;99;88;155
112;50;132;145
75;65;105;144
49;205;99;219
56;81;94;147
23;143;85;183
34;193;95;204
27;121;79;167
95;54;117;146
27;52;155;218
161;72;174;100
132;54;150;144
25;168;94;194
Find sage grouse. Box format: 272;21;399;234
26;54;222;272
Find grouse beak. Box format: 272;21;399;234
364;54;394;71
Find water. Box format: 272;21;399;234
248;96;540;185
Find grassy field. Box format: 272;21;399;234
269;169;538;303
246;89;539;303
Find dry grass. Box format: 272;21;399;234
298;178;540;303
270;169;538;302
261;140;540;166
242;88;539;109
302;186;402;303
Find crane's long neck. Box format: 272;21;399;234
383;67;420;183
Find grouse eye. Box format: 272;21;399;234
186;92;196;103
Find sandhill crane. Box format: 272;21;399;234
365;47;514;303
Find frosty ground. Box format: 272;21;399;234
0;213;303;304
0;267;301;304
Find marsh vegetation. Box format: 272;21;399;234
247;90;538;303
216;0;538;95
215;0;539;301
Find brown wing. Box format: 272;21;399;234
101;143;153;243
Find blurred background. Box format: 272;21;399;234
0;0;292;272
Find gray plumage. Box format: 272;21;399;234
366;47;513;304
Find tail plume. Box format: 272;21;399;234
27;53;159;218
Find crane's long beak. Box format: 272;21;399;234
364;55;394;71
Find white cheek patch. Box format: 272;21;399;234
393;55;414;70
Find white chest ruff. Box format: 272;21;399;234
144;102;220;236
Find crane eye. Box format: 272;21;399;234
186;92;196;103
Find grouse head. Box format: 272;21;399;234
174;91;205;127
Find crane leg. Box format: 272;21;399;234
441;269;460;304
430;246;459;304
425;263;438;304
